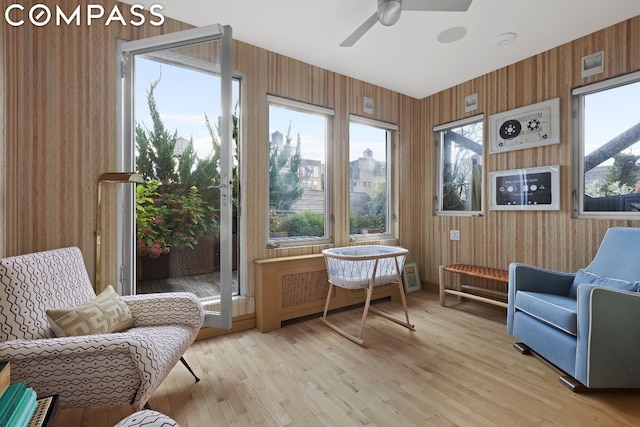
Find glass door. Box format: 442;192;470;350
118;25;233;329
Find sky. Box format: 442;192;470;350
135;56;236;158
267;106;389;163
135;52;640;170
584;80;640;165
134;56;388;165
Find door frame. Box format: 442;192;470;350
117;24;233;329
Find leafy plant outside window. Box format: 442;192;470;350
135;76;237;257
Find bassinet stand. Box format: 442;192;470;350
320;246;415;345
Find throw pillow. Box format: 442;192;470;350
569;269;639;298
47;285;134;337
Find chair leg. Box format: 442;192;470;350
513;342;532;355
559;375;587;392
180;356;200;382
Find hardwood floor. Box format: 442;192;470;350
50;291;640;426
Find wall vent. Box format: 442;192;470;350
581;51;604;78
281;270;330;307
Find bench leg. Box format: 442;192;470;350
439;265;446;306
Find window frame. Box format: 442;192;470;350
572;70;640;219
348;115;398;241
266;95;334;248
434;114;485;217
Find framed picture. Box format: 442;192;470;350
489;98;560;154
403;262;421;294
489;165;560;211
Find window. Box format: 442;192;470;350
573;72;640;217
435;115;484;215
267;96;333;246
349;117;396;237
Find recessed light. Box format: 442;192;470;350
492;32;517;46
437;27;467;44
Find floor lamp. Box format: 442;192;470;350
95;172;144;293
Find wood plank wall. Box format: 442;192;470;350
0;0;194;286
421;16;640;285
1;0;638;313
0;0;421;318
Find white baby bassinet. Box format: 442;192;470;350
323;245;408;289
320;245;414;345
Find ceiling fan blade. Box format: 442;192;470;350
340;12;379;47
403;0;472;12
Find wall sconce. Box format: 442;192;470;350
95;172;144;293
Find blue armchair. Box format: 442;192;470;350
507;227;640;390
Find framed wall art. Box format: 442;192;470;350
489;98;560;154
489;165;560;211
403;262;422;294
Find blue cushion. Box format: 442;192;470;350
515;291;577;336
568;269;639;298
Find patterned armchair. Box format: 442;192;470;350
0;247;204;410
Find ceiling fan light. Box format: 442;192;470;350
378;0;402;26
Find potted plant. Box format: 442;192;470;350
136;179;219;279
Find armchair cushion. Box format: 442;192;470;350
46;285;134;337
568;269;639;298
514;291;577;335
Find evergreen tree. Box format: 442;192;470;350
135;76;178;183
177;137;197;184
604;152;639;193
269;124;304;211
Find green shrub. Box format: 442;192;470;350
349;213;385;234
136;180;219;258
280;212;324;237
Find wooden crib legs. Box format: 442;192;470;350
320;275;415;346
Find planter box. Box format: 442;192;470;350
138;234;238;280
138;253;170;280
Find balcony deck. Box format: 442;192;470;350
137;270;239;299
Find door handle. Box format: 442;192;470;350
208;175;230;206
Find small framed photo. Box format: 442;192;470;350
489;165;560;211
403;262;422;294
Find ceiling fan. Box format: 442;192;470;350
340;0;473;47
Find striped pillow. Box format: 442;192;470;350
47;286;134;337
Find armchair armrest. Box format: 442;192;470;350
575;285;640;388
122;292;204;329
509;263;575;294
0;332;151;360
507;263;575;334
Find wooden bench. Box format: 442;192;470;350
439;264;509;308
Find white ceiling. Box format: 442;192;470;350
123;0;640;99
